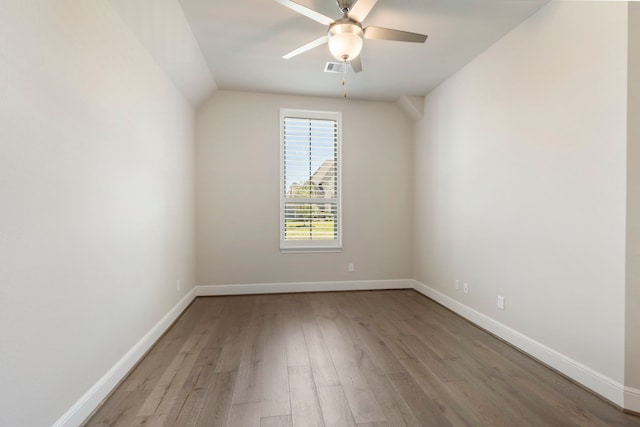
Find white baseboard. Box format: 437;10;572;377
411;280;628;410
626;386;640;413
53;288;197;427
196;279;413;296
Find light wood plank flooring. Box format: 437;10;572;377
85;290;640;426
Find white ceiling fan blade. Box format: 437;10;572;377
283;35;329;59
350;55;362;73
348;0;378;23
364;26;428;43
273;0;334;25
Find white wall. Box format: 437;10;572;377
626;1;640;394
0;2;196;425
413;0;628;386
196;90;413;286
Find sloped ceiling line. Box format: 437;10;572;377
108;0;217;107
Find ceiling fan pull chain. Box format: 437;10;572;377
342;59;348;98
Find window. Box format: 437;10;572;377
280;109;342;251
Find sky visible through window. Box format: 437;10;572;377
284;117;337;193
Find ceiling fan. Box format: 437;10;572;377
274;0;427;73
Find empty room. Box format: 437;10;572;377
2;0;640;426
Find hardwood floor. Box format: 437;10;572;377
85;290;640;426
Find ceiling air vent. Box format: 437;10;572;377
324;62;347;73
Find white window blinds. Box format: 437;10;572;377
280;109;342;250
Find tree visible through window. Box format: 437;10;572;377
280;109;341;250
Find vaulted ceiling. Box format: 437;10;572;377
179;0;548;101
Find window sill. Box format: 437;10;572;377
280;247;343;254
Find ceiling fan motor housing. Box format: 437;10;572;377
327;18;364;61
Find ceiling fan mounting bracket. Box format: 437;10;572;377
336;0;355;14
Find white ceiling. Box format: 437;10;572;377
179;0;548;101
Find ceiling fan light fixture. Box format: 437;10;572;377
328;22;363;62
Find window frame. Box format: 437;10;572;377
279;108;343;252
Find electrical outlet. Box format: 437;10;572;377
497;295;505;310
348;263;355;272
455;280;460;290
463;283;469;294
177;280;181;291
